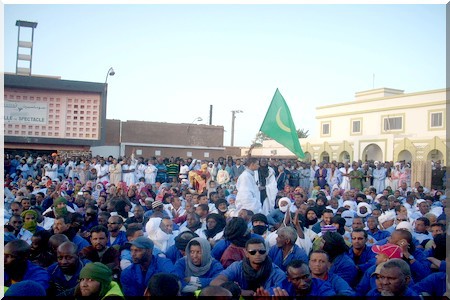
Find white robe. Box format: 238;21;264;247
145;217;176;253
372;167;386;194
256;167;278;215
144;164;158;185
339;167;353;191
122;164;136;187
232;167;261;216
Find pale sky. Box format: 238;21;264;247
3;3;446;147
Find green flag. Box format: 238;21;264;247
259;89;305;159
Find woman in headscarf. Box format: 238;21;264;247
213;198;229;218
315;195;328;218
173;237;224;295
114;199;134;221
203;213;226;247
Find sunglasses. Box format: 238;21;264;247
247;249;267;255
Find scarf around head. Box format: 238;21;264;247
21;209;38;233
185;237;212;278
78;262;112;298
53;197;69;217
242;256;273;291
204;214;226;239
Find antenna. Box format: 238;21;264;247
372;73;375;89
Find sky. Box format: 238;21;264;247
3;3;446;147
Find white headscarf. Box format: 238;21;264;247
278;197;291;213
343;200;356;212
357;202;372;218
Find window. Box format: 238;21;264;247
352;120;361;133
322;123;330;135
430;112;443;128
383;116;402;131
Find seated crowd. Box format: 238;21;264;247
3;152;448;297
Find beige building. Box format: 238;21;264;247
245;87;448;186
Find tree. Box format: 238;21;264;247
297;128;310;138
250;131;271;147
250;128;309;148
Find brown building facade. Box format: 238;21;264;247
103;119;230;160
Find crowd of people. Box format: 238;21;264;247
3;151;448;298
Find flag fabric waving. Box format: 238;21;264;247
259;89;305;159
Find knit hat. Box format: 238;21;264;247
372;243;403;259
79;262;112;297
152;200;163;209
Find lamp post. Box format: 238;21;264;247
231;110;243;146
105;67;115;84
191;117;203;123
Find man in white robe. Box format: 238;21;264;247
231;157;261;217
372;162;386;194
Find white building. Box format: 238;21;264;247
244;87;448;187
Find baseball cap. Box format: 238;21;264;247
129;236;154;250
372;243;403;259
371;261;386;277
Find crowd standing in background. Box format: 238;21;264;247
3;151;448;297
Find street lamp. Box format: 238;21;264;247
105;67;115;83
191;117;203;123
231;110;243;146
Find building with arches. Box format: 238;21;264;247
245;87;448;187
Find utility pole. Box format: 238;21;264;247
230;110;243;146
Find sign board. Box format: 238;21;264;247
4;101;48;125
